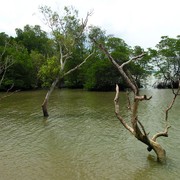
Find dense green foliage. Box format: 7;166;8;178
148;36;180;88
0;6;179;91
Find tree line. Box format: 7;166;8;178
0;6;179;91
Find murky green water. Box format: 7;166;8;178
0;89;180;180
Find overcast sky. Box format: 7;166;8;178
0;0;180;49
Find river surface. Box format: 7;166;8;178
0;89;180;180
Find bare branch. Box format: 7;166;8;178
59;44;72;71
94;37;175;162
138;120;149;137
121;53;145;68
114;84;134;134
131;100;140;133
81;10;93;32
135;95;152;101
126;90;132;111
94;42;138;95
63;50;94;77
152;126;171;142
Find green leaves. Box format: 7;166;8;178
150;36;180;84
38;56;60;87
15;25;50;55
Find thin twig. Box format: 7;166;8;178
121;53;145;68
138;120;148;137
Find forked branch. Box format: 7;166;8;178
152;125;171;142
114;84;134;134
93;39;179;162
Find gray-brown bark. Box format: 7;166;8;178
114;84;167;162
42;76;60;117
93;39;180;162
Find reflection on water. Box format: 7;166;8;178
0;89;180;180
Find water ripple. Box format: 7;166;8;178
0;89;180;180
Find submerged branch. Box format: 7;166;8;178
126;91;132;111
135;95;152;101
114;84;134;134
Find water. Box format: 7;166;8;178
0;89;180;180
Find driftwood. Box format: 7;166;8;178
93;39;180;162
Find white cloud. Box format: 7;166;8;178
0;0;180;49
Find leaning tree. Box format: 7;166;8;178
90;28;180;162
39;6;94;117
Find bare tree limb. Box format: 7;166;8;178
126;90;132;111
63;50;94;77
114;84;134;134
93;39;179;162
121;53;145;68
96;42;139;95
152;125;171;142
79;10;93;37
135;95;152;101
138;120;149;137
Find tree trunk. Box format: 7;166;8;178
41;51;94;117
150;140;166;162
42;76;60;117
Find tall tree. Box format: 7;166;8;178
39;6;94;117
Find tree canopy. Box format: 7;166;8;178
148;36;180;88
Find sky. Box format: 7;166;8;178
0;0;180;49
